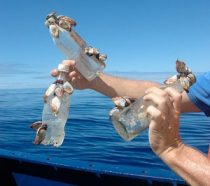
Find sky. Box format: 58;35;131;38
0;0;210;89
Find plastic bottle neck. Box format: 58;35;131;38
57;71;67;81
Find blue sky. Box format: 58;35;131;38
0;0;210;89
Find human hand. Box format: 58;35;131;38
51;60;92;90
143;87;183;156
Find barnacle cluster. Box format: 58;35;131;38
44;64;73;115
45;12;107;75
110;60;196;141
31;12;107;147
31;63;73;147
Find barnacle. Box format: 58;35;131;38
110;60;196;141
31;12;107;147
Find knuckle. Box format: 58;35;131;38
161;91;168;97
159;97;167;106
146;86;157;93
174;93;182;102
156;110;162;118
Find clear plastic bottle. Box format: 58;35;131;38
110;79;194;141
52;27;105;81
38;12;106;147
45;12;106;81
41;64;73;147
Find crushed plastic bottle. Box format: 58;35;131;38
42;64;73;147
31;12;107;147
31;64;73;147
110;60;196;141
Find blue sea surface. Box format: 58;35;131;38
0;72;210;177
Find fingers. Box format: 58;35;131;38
62;60;75;66
144;86;181;113
50;60;76;77
51;69;58;77
144;94;171;130
69;71;77;79
144;87;172;116
146;103;172;132
68;69;83;83
62;60;76;72
145;87;182;156
145;86;167;96
144;86;181;128
146;105;161;120
144;91;170;109
164;87;182;114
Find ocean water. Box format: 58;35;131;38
0;72;210;175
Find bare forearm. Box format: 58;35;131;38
181;91;201;113
160;144;210;186
89;73;202;113
90;73;159;98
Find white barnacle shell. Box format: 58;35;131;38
92;48;99;55
51;96;61;114
99;54;107;62
49;24;59;38
58;19;71;31
109;107;119;117
57;15;77;28
84;47;89;54
179;77;190;91
34;125;47;145
31;121;43;130
58;63;69;73
112;97;126;109
54;86;64;97
164;75;178;85
187;73;196;85
63;81;73;94
45;17;56;27
44;83;56;103
84;47;99;56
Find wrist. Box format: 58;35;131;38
159;141;185;163
88;72;104;90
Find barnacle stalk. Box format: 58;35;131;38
110;60;196;141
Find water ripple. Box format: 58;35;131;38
0;88;209;174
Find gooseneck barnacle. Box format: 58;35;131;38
31;12;107;147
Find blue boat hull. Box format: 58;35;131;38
0;149;187;186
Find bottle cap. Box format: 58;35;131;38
58;64;69;73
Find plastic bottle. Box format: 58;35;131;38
45;12;106;81
41;64;73;147
52;27;105;81
110;81;184;141
110;63;196;141
32;12;107;147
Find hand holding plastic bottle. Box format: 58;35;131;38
144;86;183;156
51;60;92;90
